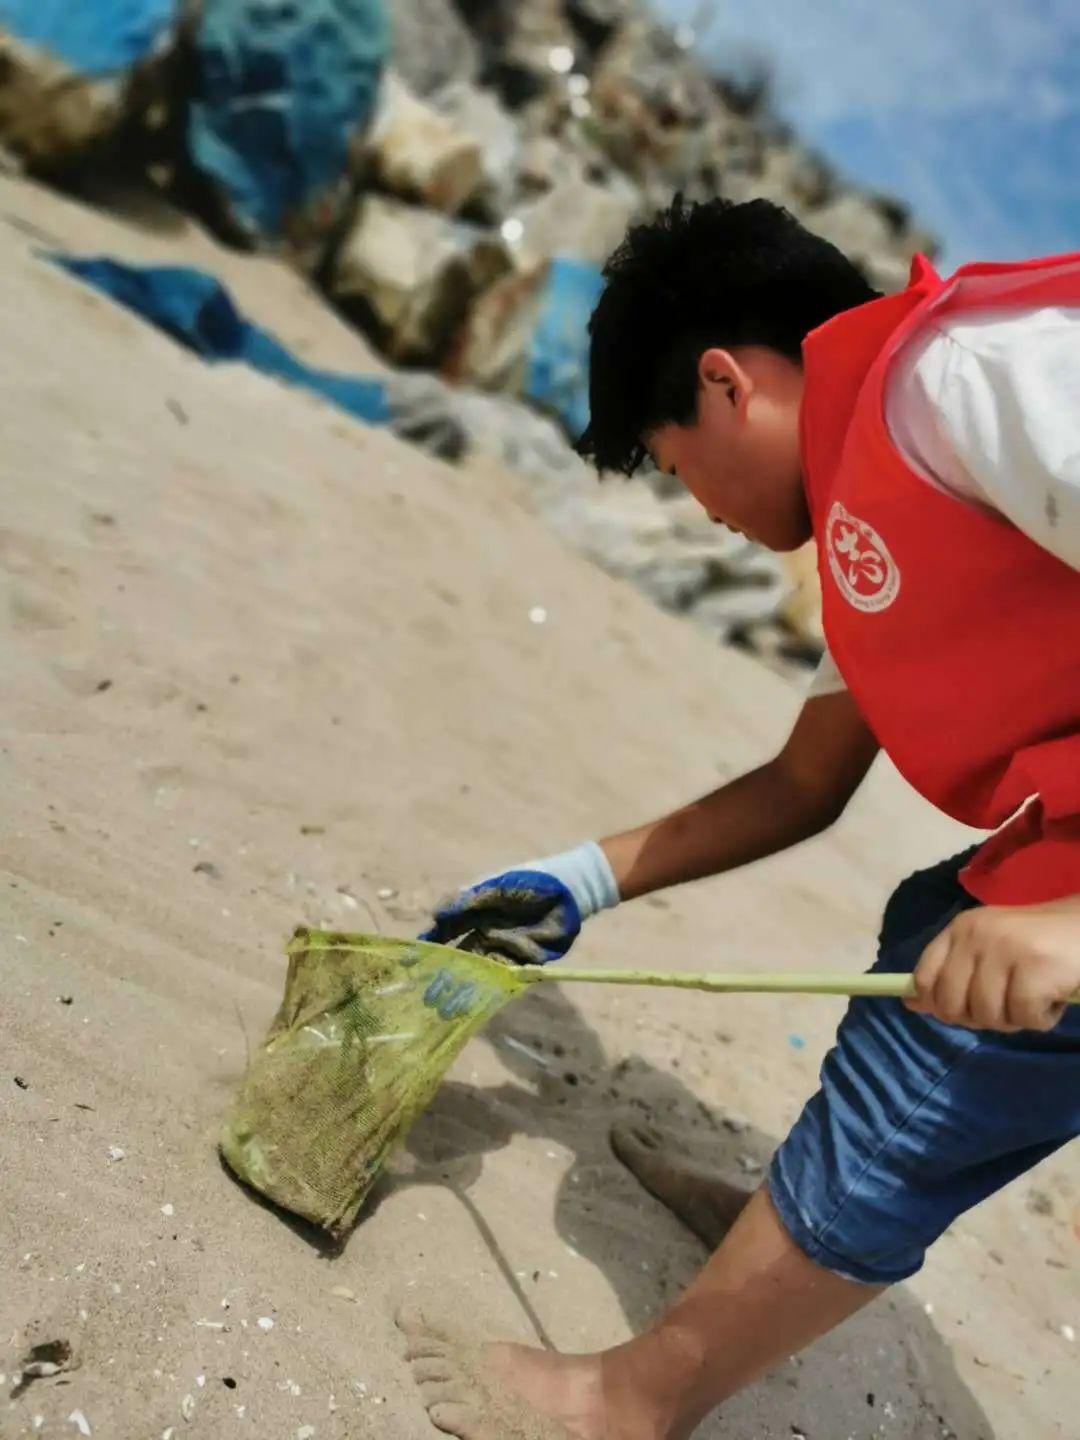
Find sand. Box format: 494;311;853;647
1;172;1076;1440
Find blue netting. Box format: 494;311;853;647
0;0;178;76
188;0;388;238
51;254;392;428
525;256;604;439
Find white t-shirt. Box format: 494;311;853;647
809;299;1080;699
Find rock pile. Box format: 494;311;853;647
0;0;936;672
371;0;936;671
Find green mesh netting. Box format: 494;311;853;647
220;929;529;1237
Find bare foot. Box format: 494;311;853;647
610;1123;752;1248
398;1302;601;1439
397;1303;673;1440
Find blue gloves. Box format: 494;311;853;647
420;841;620;966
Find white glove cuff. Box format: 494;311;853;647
520;840;621;920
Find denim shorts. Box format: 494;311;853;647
768;850;1080;1285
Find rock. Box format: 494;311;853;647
388;0;480;97
804;192;914;293
457;0;578;74
428;80;522;219
587;16;733;197
378;371;819;673
515;133;567;196
511;147;639;266
455;0;579;109
0;8;178;174
382;371;472;461
752;142;836;211
0;37;119;172
366;72;484;214
332;195;511;364
564;0;624;56
447;260;550;396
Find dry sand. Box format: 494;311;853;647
1;174;1076;1440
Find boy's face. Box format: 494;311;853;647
646;346;811;552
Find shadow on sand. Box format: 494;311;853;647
380;982;996;1440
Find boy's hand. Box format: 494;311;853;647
907;899;1080;1032
420;842;620;966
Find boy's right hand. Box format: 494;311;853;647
420;841;620;966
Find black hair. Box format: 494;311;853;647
577;195;878;475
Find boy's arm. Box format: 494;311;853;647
601;688;880;900
423;689;878;962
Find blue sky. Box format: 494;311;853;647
652;0;1080;270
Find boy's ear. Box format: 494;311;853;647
698;347;752;412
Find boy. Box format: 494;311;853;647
404;197;1080;1440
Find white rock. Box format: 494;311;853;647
367;72;484;214
332;196;510;365
388;0;479;97
431;82;522;218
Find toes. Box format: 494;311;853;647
405;1336;452;1363
412;1356;455;1385
428;1400;480;1437
420;1379;467;1409
397;1302;455;1358
396;1301;431;1337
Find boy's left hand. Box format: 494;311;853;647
907;898;1080;1032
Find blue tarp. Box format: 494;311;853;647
189;0;388;238
0;0;178;76
51;255;391;428
525;256;605;440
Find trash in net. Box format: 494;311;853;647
220;928;530;1237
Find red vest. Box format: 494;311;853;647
801;252;1080;904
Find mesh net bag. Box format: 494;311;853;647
220;928;528;1237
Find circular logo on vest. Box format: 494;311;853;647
824;501;900;613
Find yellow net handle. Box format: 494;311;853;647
518;966;1080;1003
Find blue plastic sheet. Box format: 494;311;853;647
0;0;178;76
51;254;391;428
188;0;388;238
525;256;605;439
